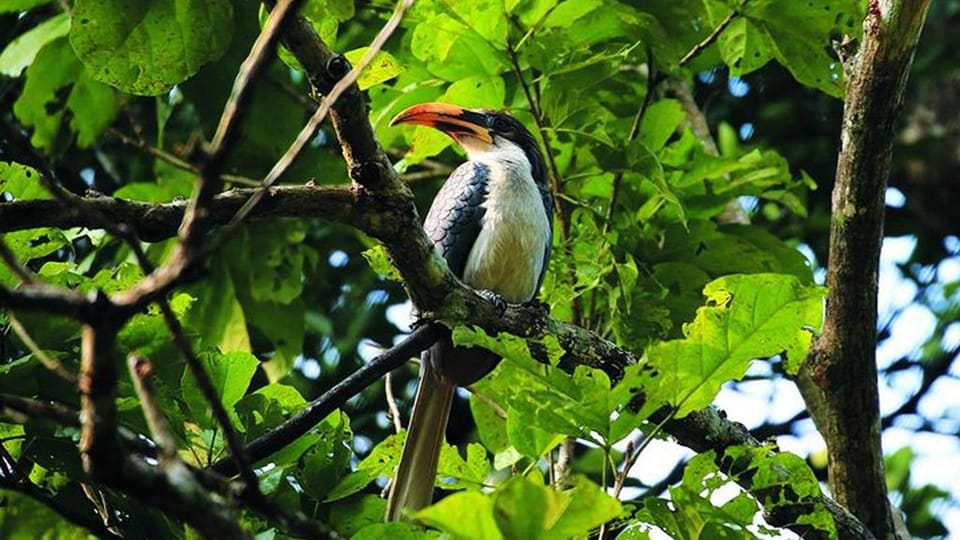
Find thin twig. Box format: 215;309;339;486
0;393;84;426
160;298;263;493
210;322;444;475
7;313;77;383
80;483;122;537
209;0;304;159
0;474;124;540
464;386;507;419
127;355;178;461
603;48;657;234
678;1;748;67
227;0;415;228
108;128;260;187
384;371;403;434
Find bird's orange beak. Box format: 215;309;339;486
390;102;493;143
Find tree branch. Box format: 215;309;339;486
210;322;445;475
798;1;932;538
0;185;359;241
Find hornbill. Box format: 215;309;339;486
385;103;553;520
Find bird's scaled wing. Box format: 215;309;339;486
423;161;490;277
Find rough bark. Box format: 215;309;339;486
797;2;932;539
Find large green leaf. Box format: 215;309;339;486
416;474;620;540
69;0;233;95
12;38;81;152
185;259;252;354
181;350;259;430
416;491;501;540
705;0;862;97
0;0;53;12
642;273;827;417
344;47;403;90
11;36;119;152
0;13;70;77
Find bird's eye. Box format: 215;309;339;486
490;115;510;133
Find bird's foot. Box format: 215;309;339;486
409;310;427;330
522;298;551;316
478;289;507;316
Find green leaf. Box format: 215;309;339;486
0;0;53;12
181;350;259;430
300;411;353;501
437;442;489;490
469;389;510;456
362;245;402;282
4;228;69;262
408;10;503;82
492;475;564;540
455;328;614;448
344;47;403;90
723;445;838;539
327;432;405;501
544;0;602;28
638;99;685;152
507;0;558;27
12;38;81;152
643;273;827;417
185;259;252;354
65;67;123;147
418;474;619;540
416;491;502;540
0;161;50;200
352;522;434;540
0;490;93;539
223;223;309;381
11;36;119;152
69;0;233;95
329;496;388;537
235;384;321;467
243;220;308;304
0;13;70;77
547;476;622;539
716;16;776;76
706;0;861;97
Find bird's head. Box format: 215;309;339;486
390;102;547;187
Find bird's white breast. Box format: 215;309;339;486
462;144;550;303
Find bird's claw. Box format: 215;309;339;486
478;289;507;316
522;298;551;316
409;310;428;330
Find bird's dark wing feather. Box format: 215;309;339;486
423;161;490;277
536;181;553;291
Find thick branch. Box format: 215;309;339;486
798;1;932;538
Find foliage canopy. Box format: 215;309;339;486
0;0;955;538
